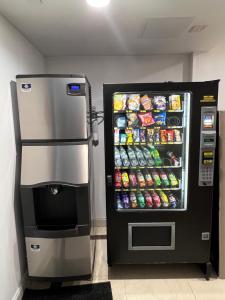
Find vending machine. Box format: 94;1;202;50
103;80;219;280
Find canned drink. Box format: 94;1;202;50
130;192;138;208
158;190;169;208
145;191;153;208
137;192;146;208
168;192;177;208
121;192;130;209
151;191;161;208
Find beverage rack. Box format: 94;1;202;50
113;92;187;211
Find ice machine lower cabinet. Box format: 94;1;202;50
25;236;91;278
128;222;175;251
21;144;88;186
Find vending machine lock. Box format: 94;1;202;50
107;175;112;186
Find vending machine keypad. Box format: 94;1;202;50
198;107;217;186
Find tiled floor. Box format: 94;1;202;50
27;227;225;300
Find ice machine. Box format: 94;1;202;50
16;74;95;279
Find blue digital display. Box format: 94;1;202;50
70;84;80;91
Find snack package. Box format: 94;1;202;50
154;112;166;125
140;94;153;110
125;129;133;144
127;94;140;111
120;133;127;144
114;128;120;143
174;129;182;142
160;130;167;143
166;130;174;142
116;116;127;128
154;128;160;143
146;128;154;143
114;94;127;111
138;112;155;126
133;129;140;143
169;95;181;110
153;96;167;110
140;129;146;143
127;112;139;127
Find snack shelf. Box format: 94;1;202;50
115;165;182;169
115;186;181;192
114;141;183;146
114;109;183;114
114;126;183;130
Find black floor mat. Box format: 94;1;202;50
22;282;112;300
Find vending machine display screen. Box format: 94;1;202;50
203;113;214;129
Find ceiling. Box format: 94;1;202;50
0;0;224;56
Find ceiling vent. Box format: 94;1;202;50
188;25;208;33
141;17;194;39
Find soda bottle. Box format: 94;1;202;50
137;170;146;188
151;191;161;208
137;192;146;208
167;151;180;166
149;145;162;166
130;192;138;208
144;170;154;187
141;146;155;166
119;146;130;167
115;193;123;209
144;191;153;208
151;170;161;187
114;146;122;167
158;190;169;208
134;146;147;167
129;171;138;188
121;192;130;209
127;146;138;167
115;170;122;188
122;171;129;188
168;171;179;187
159;170;170;187
167;192;177;208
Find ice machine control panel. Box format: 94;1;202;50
198;106;217;186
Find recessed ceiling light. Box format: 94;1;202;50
86;0;110;8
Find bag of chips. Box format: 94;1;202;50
140;129;146;143
113;94;127;111
140;94;153;110
153;96;167;111
147;128;154;143
116;116;127;128
138;112;155;126
127;112;139;127
127;94;140;111
133;129;140;143
154;112;166;126
125;129;133;144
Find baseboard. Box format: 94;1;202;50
94;218;106;227
12;271;27;300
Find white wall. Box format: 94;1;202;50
192;43;225;110
0;14;45;300
47;55;191;220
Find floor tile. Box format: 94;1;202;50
95;226;107;235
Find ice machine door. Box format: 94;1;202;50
16;76;91;140
21;144;89;186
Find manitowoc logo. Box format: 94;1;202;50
21;83;31;92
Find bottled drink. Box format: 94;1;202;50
116;193;123;209
137;192;146;208
151;191;161;208
129;171;138;188
134;146;147;167
168;171;179;187
144;170;154;187
141;146;155;166
167;192;177;208
121;192;130;208
159;170;170;187
114;146;122;167
127;146;138;167
137;170;146;188
158;190;169;208
144;191;153;208
151;170;161;187
149;145;162;166
130;192;138;208
119;146;130;167
115;170;122;188
167;151;180;166
122;171;129;188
